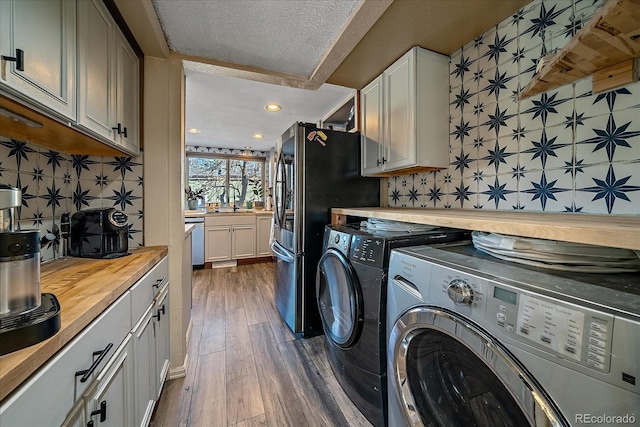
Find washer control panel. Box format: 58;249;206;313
486;284;614;373
325;229;351;255
350;236;385;269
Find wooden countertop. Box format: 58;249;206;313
184;210;273;218
331;208;640;250
0;246;168;401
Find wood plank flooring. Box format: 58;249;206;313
150;263;372;427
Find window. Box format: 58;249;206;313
187;154;264;206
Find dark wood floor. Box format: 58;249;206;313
150;262;372;427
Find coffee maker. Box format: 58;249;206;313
0;184;60;355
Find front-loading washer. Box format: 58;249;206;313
386;242;640;427
316;224;469;426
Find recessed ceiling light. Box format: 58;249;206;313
265;103;281;112
187;128;201;134
253;134;264;139
244;146;252;149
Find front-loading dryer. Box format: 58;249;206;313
386;243;639;427
316;224;469;426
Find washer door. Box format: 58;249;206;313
389;307;568;427
316;249;363;348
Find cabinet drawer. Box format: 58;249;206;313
0;292;132;427
130;257;168;320
205;215;256;227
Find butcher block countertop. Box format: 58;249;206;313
0;246;168;402
184;209;273;218
331;208;640;251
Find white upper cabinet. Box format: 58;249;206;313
115;29;139;154
77;0;116;140
361;75;384;176
360;47;449;176
0;0;76;120
77;0;139;155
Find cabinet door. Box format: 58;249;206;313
0;292;131;427
232;225;256;259
77;0;117;141
132;306;156;427
115;28;139;154
385;50;416;170
360;75;384;176
256;215;272;256
85;335;134;427
154;285;170;398
0;0;75;119
60;399;86;427
205;226;231;261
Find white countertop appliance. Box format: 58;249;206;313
0;185;60;355
387;242;639;427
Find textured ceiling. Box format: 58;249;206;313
137;0;531;150
152;0;360;77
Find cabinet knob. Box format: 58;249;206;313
2;49;24;71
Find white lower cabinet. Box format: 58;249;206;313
205;225;233;261
153;285;171;398
84;335;134;427
256;215;272;257
130;258;170;427
232;224;257;259
132;306;156;427
205;215;256;261
0;256;169;427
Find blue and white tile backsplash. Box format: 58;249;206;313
388;0;640;214
0;136;144;262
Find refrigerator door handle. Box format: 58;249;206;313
271;240;295;263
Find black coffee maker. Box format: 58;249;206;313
70;208;129;259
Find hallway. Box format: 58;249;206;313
150;262;372;427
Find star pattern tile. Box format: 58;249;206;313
0;136;145;262
386;0;640;215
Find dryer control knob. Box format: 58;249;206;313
447;280;473;305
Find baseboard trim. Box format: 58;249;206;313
168;353;189;380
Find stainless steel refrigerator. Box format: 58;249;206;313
271;122;379;337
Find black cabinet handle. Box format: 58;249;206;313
153;278;164;288
154;304;166;321
382;157;387;164
112;123;122;135
376;159;381;166
90;401;107;423
122;126;127;138
2;49;24;71
75;343;113;383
